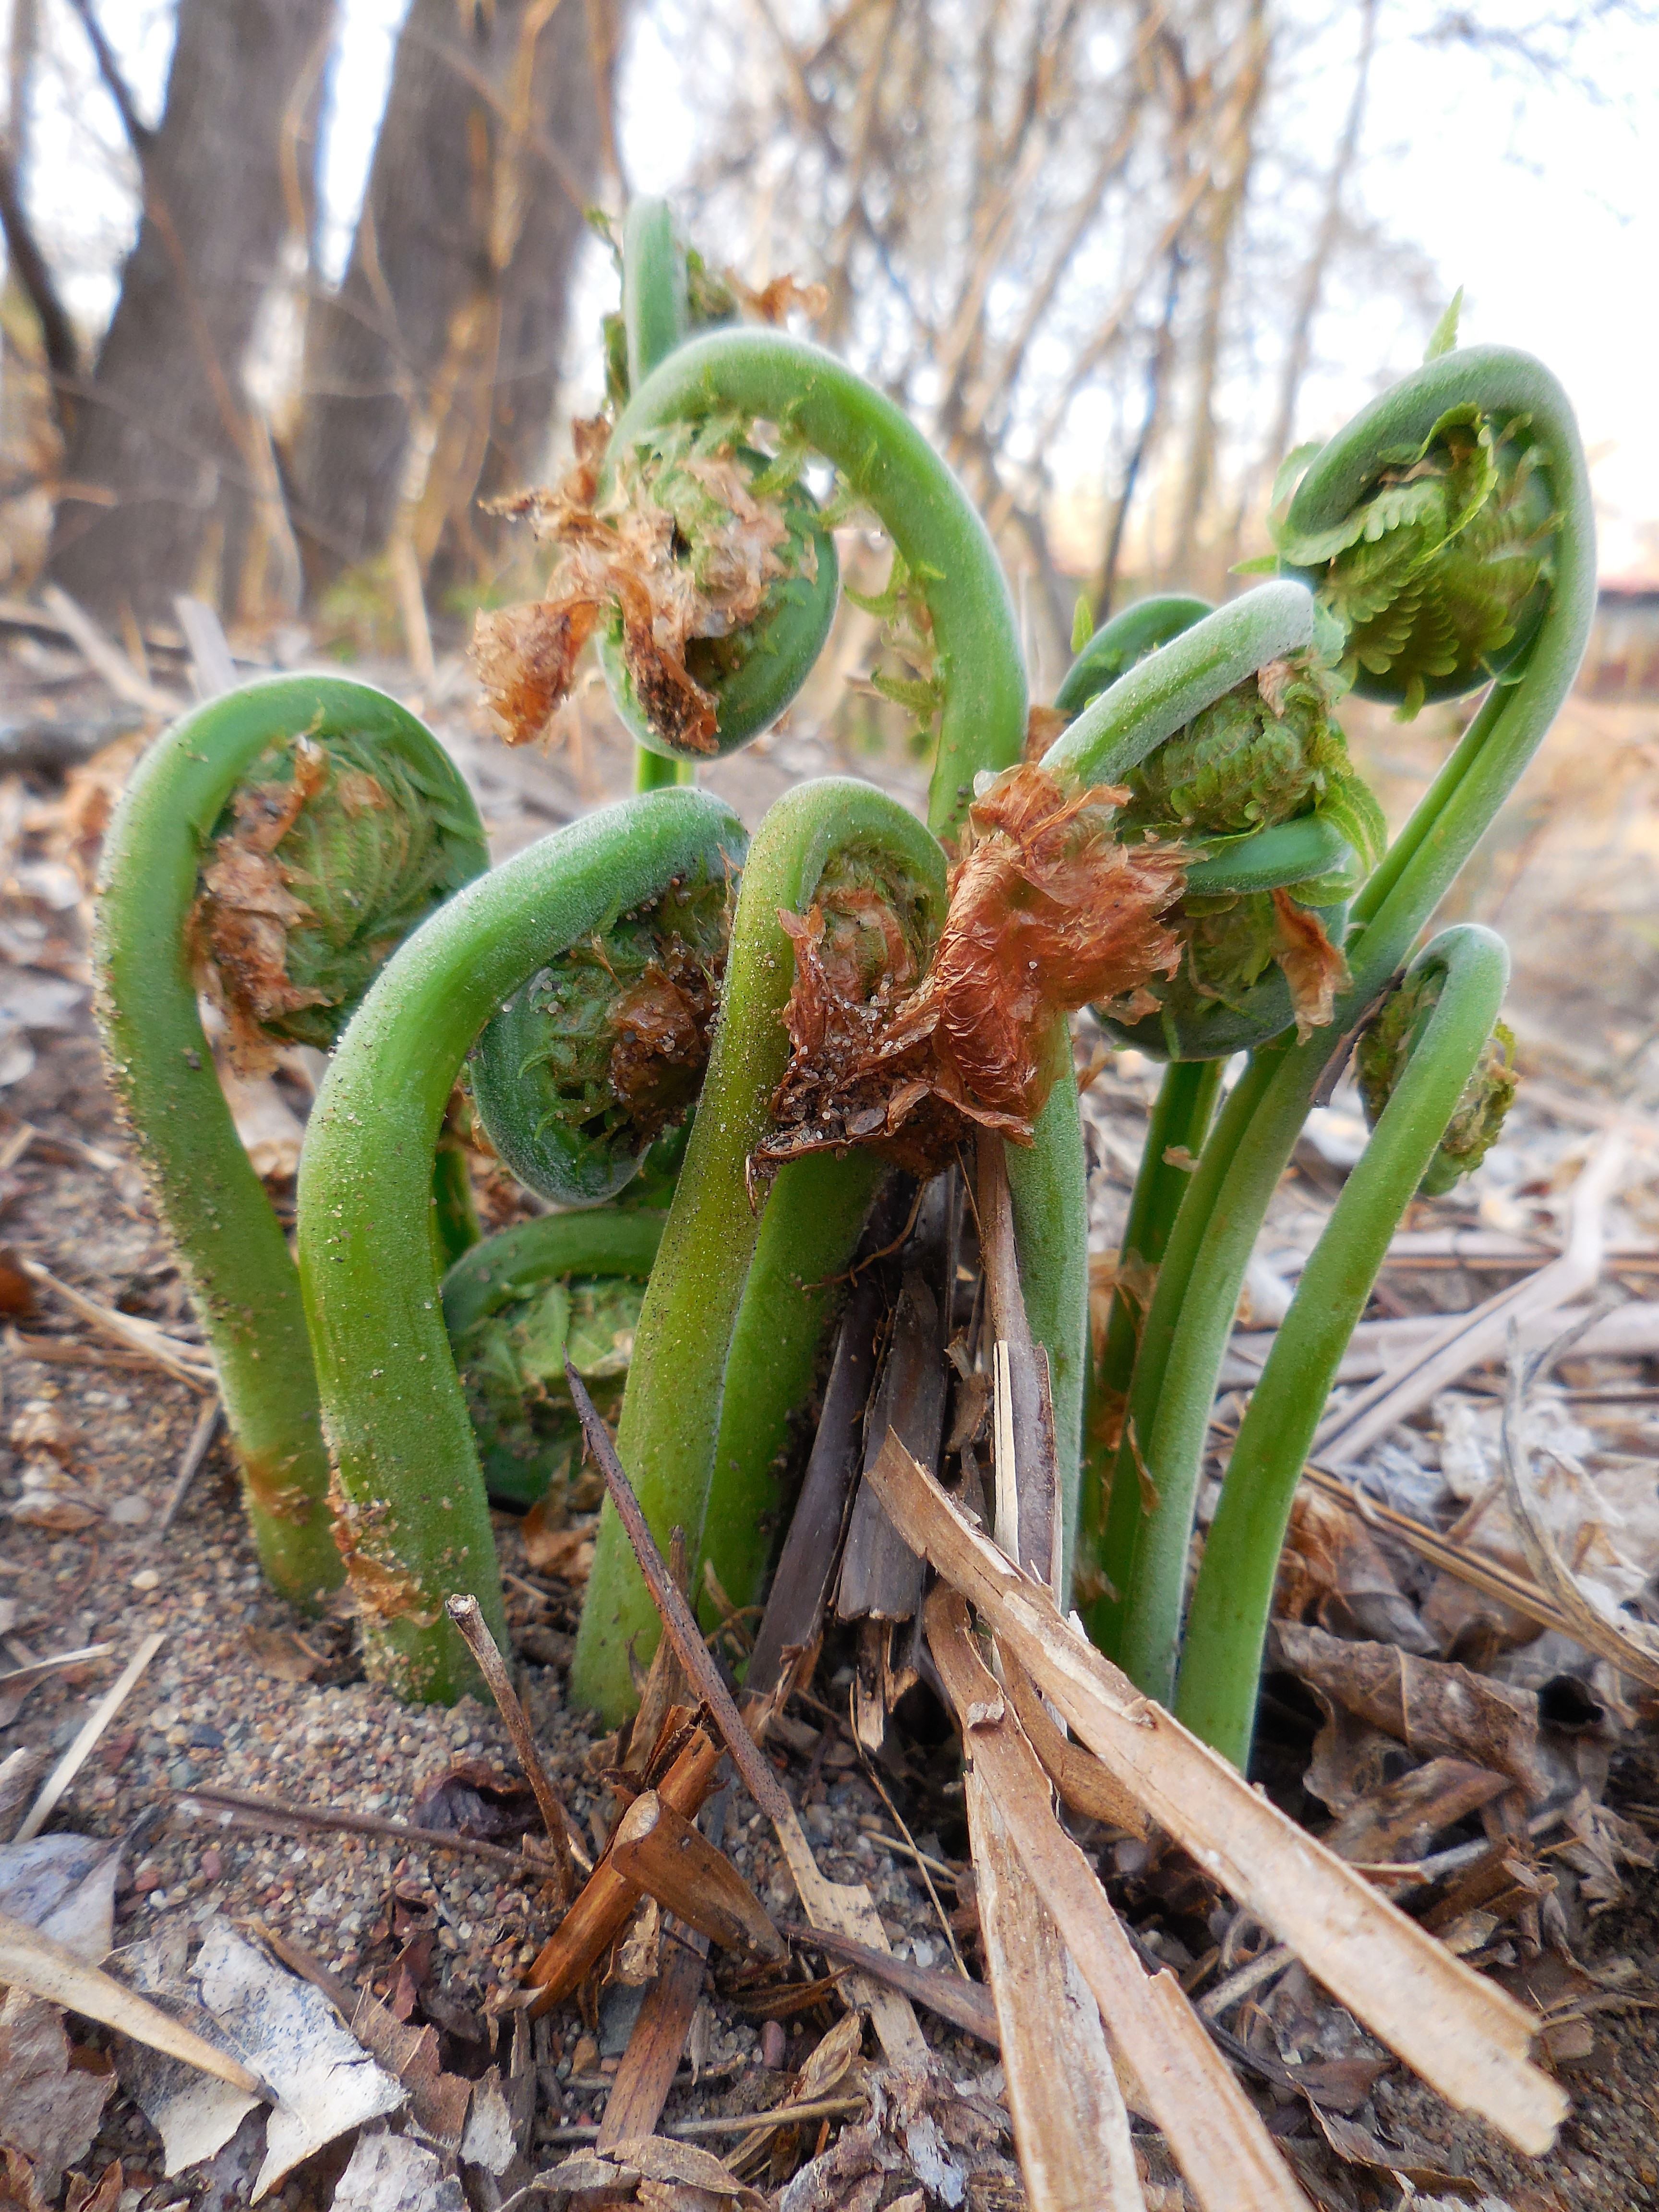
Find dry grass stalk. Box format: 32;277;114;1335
19;1257;216;1390
15;1630;163;1843
1000;1649;1148;1839
929;1588;1307;2212
871;1438;1566;2156
1300;1462;1578;1644
966;1761;1146;2209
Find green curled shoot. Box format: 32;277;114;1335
470;411;838;763
443;1210;665;1512
1268;402;1558;719
469;862;732;1205
194;726;484;1071
1358;972;1517;1196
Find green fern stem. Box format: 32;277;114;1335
569;779;947;1724
94;676;487;1610
298;788;747;1701
1175;926;1510;1764
1106;346;1593;1711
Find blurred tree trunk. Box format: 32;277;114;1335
285;0;624;609
44;0;335;625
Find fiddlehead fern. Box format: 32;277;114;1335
298;789;748;1700
1100;343;1592;1717
474;214;841;770
95;676;486;1607
468;862;731;1206
443;1209;665;1512
569;780;947;1722
1045;584;1386;1061
1175;926;1512;1764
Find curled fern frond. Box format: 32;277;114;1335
468;863;733;1205
1358;969;1517;1196
193;728;482;1071
1273;405;1558;719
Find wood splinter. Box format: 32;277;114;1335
610;1790;785;1960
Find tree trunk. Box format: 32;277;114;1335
45;0;335;625
286;0;622;603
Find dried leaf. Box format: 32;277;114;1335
608;2133;769;2201
474;413;808;755
0;1836;120;1960
241;1628;326;1684
408;1760;541;1845
1270;889;1349;1041
1274;1623;1570;1803
757;766;1186;1179
350;1991;471;2149
1320;1758;1513;1865
192;1919;404;2198
723;271;830;325
332;2126;467;2212
520;1510;596;1582
0;1991;113;2201
470;600;597;750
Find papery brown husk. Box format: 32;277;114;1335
470;415;797;755
754;764;1187;1186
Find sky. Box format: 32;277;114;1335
17;0;1659;579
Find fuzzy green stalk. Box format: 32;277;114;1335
634;748;696;792
1104;346;1593;1706
298;788;746;1700
623;195;687;391
440;1210;667;1337
569;779;947;1722
1176;926;1509;1763
95;675;487;1610
604;329;1027;842
1076;1058;1222;1637
1053;595;1213;717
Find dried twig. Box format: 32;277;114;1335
176;1782;541;1875
565;1362;929;2068
781;1920;999;2045
565;1362;790;1826
870;1437;1565;2157
155;1397;222;1536
16;1631;163;1843
542;2094;867;2147
18;1258;215;1391
445;1593;576;1898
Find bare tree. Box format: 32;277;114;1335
284;0;626;613
43;0;335;625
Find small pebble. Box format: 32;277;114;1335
129;1568;160;1591
761;2020;787;2070
107;1495;151;1527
